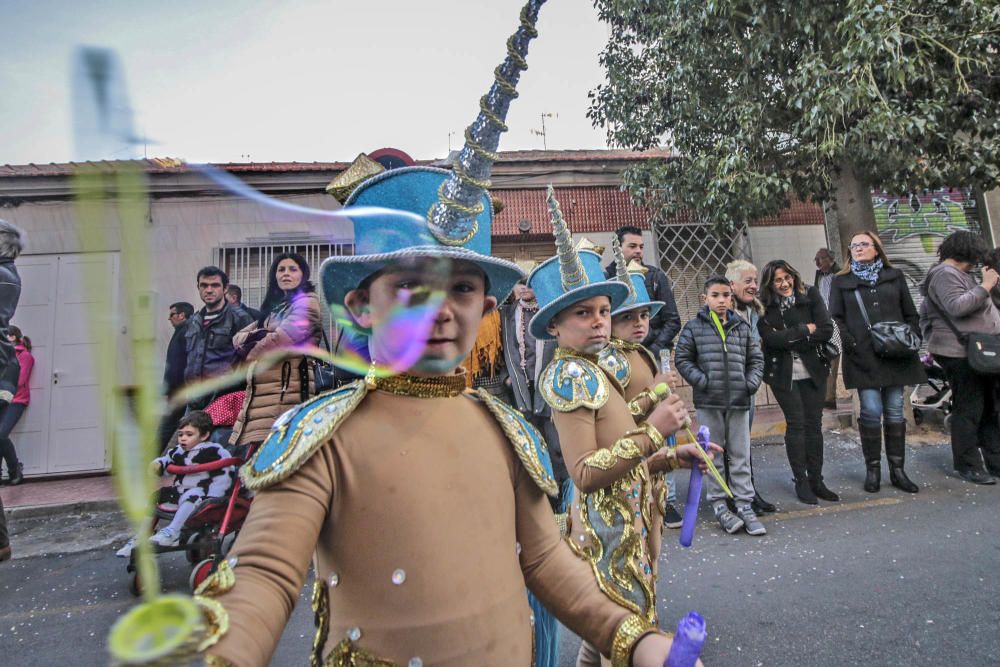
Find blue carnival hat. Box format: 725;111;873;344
527;185;630;340
321;0;547;306
610;237;665;318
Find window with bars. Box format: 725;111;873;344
652;222;750;323
213;241;353;311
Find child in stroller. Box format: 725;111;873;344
117;408;254;595
149;410;237;547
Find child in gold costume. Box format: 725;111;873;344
530;188;717;667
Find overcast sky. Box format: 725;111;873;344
0;0;614;165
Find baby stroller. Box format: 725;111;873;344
125;440;256;596
910;354;952;431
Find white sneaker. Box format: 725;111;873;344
149;527;180;547
115;538;136;558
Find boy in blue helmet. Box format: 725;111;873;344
186;4;698;665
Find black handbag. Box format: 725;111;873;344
927;295;1000;374
311;325;336;393
853;289;920;359
819;339;841;361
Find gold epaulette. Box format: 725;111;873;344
540;351;611;412
241;381;368;491
474;389;559;497
599;340;632;388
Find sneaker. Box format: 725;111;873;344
115;538;136;558
958;470;997;485
713;504;745;534
736;504;767;536
662;503;683;529
149;527;180;547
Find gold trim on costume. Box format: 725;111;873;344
193;559;236;597
370;371;468;398
627;388;660;417
205;655;234;667
322;640;397;666
567;465;657;624
582;437;643;470
194;596;230;654
311;578;330;667
633;421;664;448
610;614;655;667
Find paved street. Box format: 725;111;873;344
2;431;998;666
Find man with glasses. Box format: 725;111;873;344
158;302;194;449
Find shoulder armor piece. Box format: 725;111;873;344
474;389;559;497
599;342;632;387
241;381;368;490
540;354;610;412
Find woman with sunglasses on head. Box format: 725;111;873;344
758;260;837;504
828;232;925;494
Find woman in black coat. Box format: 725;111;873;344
828;231;925;495
757;260;838;505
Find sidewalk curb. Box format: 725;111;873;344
6;499;121;520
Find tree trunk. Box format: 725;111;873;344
828;161;877;257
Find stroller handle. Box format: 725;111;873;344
165;457;243;475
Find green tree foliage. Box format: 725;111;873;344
588;0;1000;234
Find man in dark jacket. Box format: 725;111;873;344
158;301;194;449
604;226;681;356
225;284;262;322
814;247;842;408
499;279;566;492
184;267;254;408
675;276;765;536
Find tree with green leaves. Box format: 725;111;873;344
588;0;1000;249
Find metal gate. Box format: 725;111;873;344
652;221;750;322
213;240;353;310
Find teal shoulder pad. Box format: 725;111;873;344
598;342;631;388
540;355;610;412
241;381;368;491
475;389;558;498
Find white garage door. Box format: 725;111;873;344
12;252;118;476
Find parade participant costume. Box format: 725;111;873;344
599;245;674;531
530;187;683;666
183;3;675;665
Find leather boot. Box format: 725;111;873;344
884;421;918;493
8;463;23;486
858;420;882;493
794;475;817;504
749;452;776;513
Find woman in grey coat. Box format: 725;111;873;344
920;231;1000;485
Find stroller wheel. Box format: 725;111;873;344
190;558;216;593
913;409;924;425
128;571;142;597
943;414;952;433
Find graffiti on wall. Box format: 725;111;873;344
873;188;980;302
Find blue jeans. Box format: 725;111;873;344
858;386;904;425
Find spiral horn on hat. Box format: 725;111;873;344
547;185;587;291
612;236;638;302
427;0;547;246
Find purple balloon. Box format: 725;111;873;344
679;426;710;548
664;611;707;667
